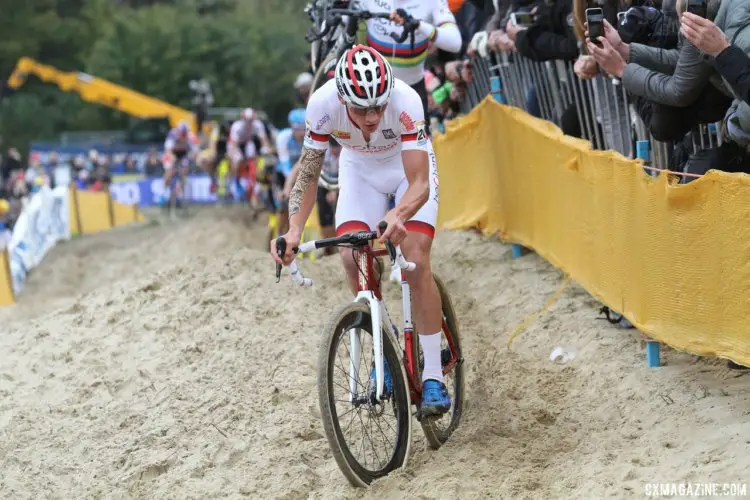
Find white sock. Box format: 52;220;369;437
419;333;444;384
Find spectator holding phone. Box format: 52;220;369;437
566;0;631;155
584;0;735;144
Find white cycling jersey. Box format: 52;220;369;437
363;0;461;85
304;78;439;238
229;119;268;161
164;128;199;155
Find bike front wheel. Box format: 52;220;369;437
317;301;412;487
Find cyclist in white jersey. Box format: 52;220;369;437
228;108;271;170
162;120;199;197
364;0;462;133
271;45;450;415
228;108;272;199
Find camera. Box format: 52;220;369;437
510;12;535;27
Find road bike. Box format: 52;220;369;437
161;154;191;220
274;221;465;486
304;0;420;94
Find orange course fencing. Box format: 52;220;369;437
433;96;750;367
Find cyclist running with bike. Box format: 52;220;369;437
228;108;272;201
364;0;461;135
163;120;199;203
271;45;449;415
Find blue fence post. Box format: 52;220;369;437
490;75;526;259
635;141;661;366
636;140;651;175
646;341;661;368
490;75;507;104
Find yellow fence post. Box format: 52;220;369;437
70;185;83;236
0;247;15;306
107;189;116;229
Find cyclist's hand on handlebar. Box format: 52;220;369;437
270;231;300;266
378;210;407;245
389;8;416;27
389;10;406;25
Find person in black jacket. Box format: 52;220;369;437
511;0;579;62
506;0;589;133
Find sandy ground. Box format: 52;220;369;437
1;205;749;499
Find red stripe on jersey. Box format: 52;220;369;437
402;133;418;141
348;47;364;97
310;132;329;142
360;45;387;95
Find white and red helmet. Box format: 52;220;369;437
334;45;394;108
241;108;255;121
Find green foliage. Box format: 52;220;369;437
0;0;312;152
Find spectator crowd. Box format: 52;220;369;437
382;0;750;178
0;145;203;245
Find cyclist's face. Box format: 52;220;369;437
347;103;387;133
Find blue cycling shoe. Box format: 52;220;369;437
369;359;393;398
421;379;451;416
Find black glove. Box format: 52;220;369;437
395;8;419;29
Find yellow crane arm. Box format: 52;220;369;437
6;57;197;132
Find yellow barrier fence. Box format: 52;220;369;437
69;185;145;236
433;96;750;366
0;186;145;306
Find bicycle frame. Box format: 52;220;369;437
282;232;460;406
348;243;422;403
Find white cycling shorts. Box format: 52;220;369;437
334;146;439;239
229;142;258;164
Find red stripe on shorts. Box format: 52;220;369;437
405;220;435;239
336;220;371;237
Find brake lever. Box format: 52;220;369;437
377;221;397;263
306;12;340;42
389;19;418;53
275;237;286;283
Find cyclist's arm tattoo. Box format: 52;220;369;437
288;147;326;216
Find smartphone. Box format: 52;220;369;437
617;11;626;25
686;0;707;17
586;8;605;44
510;12;535;27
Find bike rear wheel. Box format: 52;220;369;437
311;51;339;94
318;301;412;487
416;273;465;449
